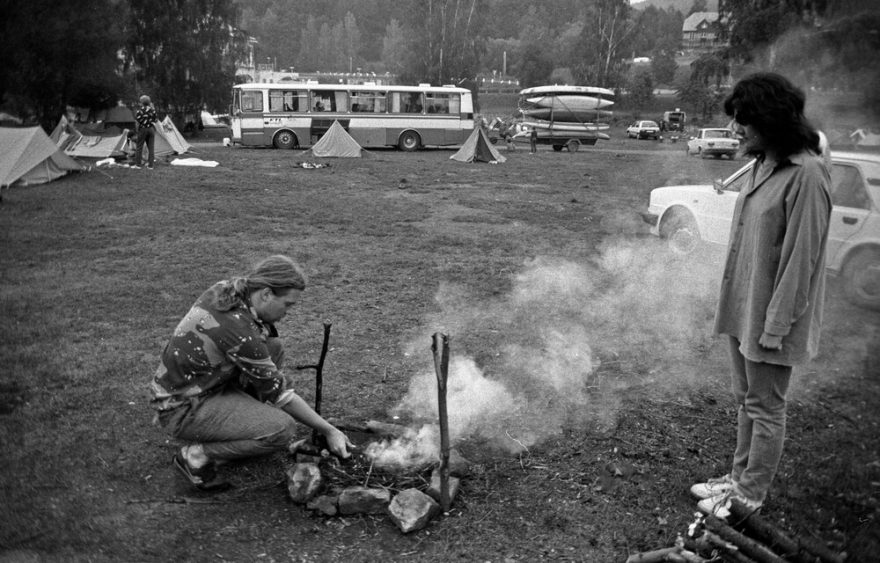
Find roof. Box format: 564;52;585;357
683;12;721;33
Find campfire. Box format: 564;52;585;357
287;330;466;533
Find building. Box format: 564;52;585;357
682;12;727;52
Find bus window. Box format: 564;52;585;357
241;90;264;112
389;92;423;114
424;93;459;114
269;89;308;112
351;91;387;113
310;90;348;112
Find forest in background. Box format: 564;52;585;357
1;0;877;129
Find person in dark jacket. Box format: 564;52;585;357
134;95;159;168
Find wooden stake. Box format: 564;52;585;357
296;322;332;444
432;332;451;512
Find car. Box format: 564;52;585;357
627;120;660;140
686;128;740;159
641;151;880;309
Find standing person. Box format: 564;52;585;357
691;72;832;519
134;95;158;169
529;126;538;154
151;255;353;491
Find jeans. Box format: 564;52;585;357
134;126;155;167
728;336;792;503
157;338;298;462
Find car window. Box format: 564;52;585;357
705;130;730;139
723;162;755;193
830;163;871;210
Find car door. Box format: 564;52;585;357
826;161;873;269
702;160;753;245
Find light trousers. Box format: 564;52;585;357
728;336;792;503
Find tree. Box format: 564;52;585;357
570;0;635;88
687;0;708;17
651;49;678;85
678;52;728;121
397;0;487;85
381;19;408;76
627;68;655;112
124;0;245;118
0;0;127;128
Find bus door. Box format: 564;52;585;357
232;89;265;145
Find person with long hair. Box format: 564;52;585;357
690;72;832;519
151;255;352;490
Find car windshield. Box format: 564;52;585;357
704;130;731;138
642;121;658;127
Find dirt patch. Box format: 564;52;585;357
0;134;877;562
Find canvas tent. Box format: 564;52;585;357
1;127;86;188
154;116;191;156
96;105;136;129
62;126;131;159
300;120;365;158
450;127;506;163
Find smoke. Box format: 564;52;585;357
370;238;722;464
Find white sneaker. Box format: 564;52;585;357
697;491;762;520
690;474;735;499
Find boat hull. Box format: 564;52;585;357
519;107;614;122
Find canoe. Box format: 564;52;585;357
519;85;616;98
519;106;614;122
524;95;614;110
520;120;611;132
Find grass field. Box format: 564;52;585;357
1;135;878;562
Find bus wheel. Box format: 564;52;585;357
566;139;580;152
273;130;297;150
398;131;421;152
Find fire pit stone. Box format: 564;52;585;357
387;488;441;534
427;469;460;503
306;494;339;517
286;462;323;504
337;486;392;515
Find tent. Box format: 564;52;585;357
450;127;506;163
97;105;136;129
154;116;191;156
63;127;131;159
300;120;365;158
1;127;86;188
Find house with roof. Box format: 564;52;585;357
682;11;727;52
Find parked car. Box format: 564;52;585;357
627;120;660;140
641;151;880;309
686;128;740;159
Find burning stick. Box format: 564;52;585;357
431;332;451;512
296;322;332;444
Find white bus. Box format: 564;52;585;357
230;82;475;151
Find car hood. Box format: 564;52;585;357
650;184;714;201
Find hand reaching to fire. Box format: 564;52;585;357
324;427;354;459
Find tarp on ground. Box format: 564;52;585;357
63;127;131;159
449;127;506;163
299;120;364;158
154;116;191;156
0;126;86;188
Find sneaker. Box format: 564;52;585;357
172;452;231;491
697;490;762;520
690;474;735;499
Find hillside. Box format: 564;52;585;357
631;0;718;12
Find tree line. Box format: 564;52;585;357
1;0;877;130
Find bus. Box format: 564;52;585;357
230;82;475;151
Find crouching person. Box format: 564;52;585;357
150;254;352;491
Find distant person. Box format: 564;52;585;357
314;99;325;112
134;95;158;169
691;72;832;520
151;255;353;491
529;127;538;154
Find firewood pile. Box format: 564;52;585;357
626;499;847;563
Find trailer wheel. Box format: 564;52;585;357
273;130;297;150
566;139;580;152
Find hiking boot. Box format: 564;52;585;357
172;453;231;491
690;474;735;499
697;490;761;520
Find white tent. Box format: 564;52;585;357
154;116;191;156
450;127;506;163
299;121;365;158
1;127;86;188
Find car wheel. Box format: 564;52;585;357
566;139;580;152
398;131;421;152
661;211;701;255
273;130;297;150
842;248;880;310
